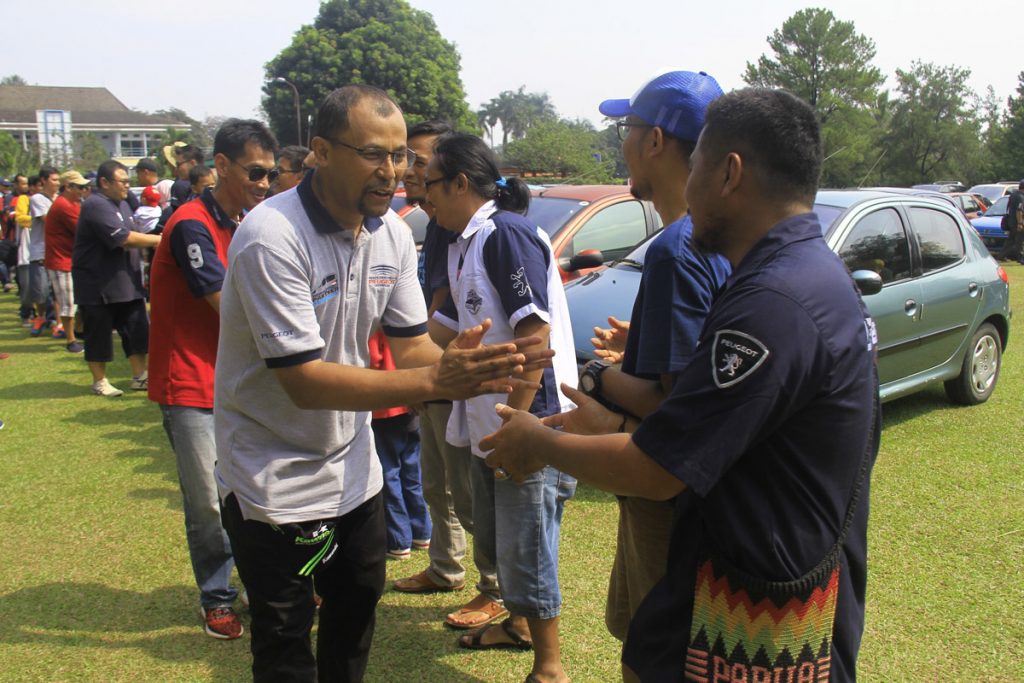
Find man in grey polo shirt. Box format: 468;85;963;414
215;84;547;683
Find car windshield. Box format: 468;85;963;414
525;197;588;237
983;196;1009;217
969;185;1008;204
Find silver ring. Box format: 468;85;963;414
494;467;510;480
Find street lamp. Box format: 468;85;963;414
273;77;302;145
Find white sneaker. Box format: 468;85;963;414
92;378;124;397
130;372;148;391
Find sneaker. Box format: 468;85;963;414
200;605;243;640
66;342;84;354
20;318;31;328
386;548;412;561
29;318;44;337
92;378;124;397
130;373;148;391
3;283;11;292
412;538;431;551
52;325;66;339
0;418;5;430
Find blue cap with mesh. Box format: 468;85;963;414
599;70;723;142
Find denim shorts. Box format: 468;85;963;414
471;457;576;620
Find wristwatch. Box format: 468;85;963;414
579;359;611;398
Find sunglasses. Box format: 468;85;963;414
231;159;279;183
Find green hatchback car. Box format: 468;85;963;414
566;190;1011;405
816;190;1011;404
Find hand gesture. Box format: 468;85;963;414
480;403;547;482
433;319;555;399
542;383;623;435
591;316;630;364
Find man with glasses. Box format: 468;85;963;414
148;119;278;641
44;170;91;353
583;71;731;656
214;85;547;681
72;160;161;396
270;144;310;195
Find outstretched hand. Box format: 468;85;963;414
480;403;548;482
541;383;624;435
434;319;555;399
591;316;630;364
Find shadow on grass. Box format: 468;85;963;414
3;380;89;399
371;602;489;682
0;582;247;679
879;387;970;428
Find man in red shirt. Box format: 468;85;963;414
44;171;90;353
148;119;278;640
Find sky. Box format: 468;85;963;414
3;0;1019;128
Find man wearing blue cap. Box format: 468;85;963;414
581;70;730;646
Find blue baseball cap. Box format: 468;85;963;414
599;70;723;142
0;177;9;186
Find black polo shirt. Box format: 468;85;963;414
624;213;880;682
72;192;146;305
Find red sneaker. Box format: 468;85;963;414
201;606;243;640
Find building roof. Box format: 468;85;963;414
0;85;189;127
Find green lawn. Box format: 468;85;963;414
0;265;1021;682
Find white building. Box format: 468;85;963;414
0;85;190;167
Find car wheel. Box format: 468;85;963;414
944;322;1002;405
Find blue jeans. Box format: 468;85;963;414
372;413;431;552
471;457;576;620
159;404;238;608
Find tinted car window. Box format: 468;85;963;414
910;207;964;272
526;197;587;238
984;196;1009;216
568;200;647;262
813;204;845;234
837;208;911;284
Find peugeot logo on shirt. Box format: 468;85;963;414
712;329;769;389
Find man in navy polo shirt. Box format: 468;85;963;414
581;69;731;648
73;160;162;396
481;88;880;682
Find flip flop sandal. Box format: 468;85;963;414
445;595;509;629
392;570;465;594
458;617;533;651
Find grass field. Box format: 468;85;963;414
0;264;1021;682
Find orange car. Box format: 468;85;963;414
526;185;661;282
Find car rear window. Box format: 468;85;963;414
909;207;965;272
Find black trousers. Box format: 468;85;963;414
998;225;1022;262
221;492;386;683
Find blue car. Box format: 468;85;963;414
970;195;1010;252
566;189;1012;405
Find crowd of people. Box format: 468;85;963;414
1;71;883;683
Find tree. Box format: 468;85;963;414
263;0;476;145
881;61;982;185
1;74;28;86
477;87;558;150
988;72;1024;181
0;133;37;177
503;119;614;184
71;132;109;173
744;8;885;187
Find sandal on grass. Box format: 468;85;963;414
392;570;465;594
458;617;533;651
445;594;509;629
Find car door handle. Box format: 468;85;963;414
904;299;918;317
968;282;979;296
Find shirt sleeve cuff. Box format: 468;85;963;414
508;303;550;331
382;322;427;338
431;311;459;331
264;348;322;369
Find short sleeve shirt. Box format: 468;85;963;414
72;193;145;305
43;195;80;271
420;217;452;304
214;171;428;524
27;193;52;261
623;214;880;683
621;214;730;378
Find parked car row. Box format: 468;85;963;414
565;189;1011;406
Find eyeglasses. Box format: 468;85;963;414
231;159;279;183
616;120;655;142
423;176;448;190
324;138;416;168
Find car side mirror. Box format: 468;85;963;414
851;269;883;296
562;249;604;272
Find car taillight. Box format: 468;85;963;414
997;265;1009;284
